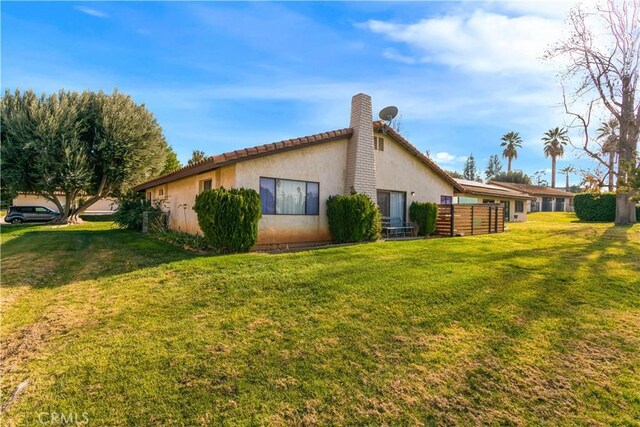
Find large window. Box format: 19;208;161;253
260;177;319;215
515;201;524;213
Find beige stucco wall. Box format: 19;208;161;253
374;132;453;207
147;166;236;234
455;194;528;222
143;134;455;246
234;139;348;245
12;194;118;214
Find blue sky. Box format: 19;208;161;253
2;1;600;185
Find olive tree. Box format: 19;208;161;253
1;89;169;223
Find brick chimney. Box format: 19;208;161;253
345;93;376;202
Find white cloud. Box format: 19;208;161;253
433;152;467;165
75;6;109;18
362;10;564;74
382;48;418;65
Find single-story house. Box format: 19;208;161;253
133;93;464;247
11;193;118;215
488;182;575;213
453;179;536;222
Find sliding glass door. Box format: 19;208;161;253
377;190;406;223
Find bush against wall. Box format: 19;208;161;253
326;193;381;243
574;192;640;221
113;191;163;231
574;193;617;221
409;201;438;236
193;187;261;253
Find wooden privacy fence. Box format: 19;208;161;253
435;204;504;237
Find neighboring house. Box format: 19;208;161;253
453;179;536;222
11;193;118;215
489;182;575;213
133;93;463;246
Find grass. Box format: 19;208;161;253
1;213;638;425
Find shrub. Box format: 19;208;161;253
326;193;381;243
193;187;261;253
150;229;212;252
113;191;163;231
409;201;438;236
574;193;617;222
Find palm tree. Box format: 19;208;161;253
596;118;618;192
500;132;523;174
542;127;569;188
560;165;575;192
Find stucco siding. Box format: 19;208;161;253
374;132;453;212
148;166;236;234
234;138;349;245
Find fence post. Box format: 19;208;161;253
488;206;491;234
471;205;474;235
495;207;498;233
449;204;455;237
142;211;149;233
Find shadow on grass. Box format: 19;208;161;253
1;227;196;289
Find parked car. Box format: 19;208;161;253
4;206;60;224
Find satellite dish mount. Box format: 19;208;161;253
378;106;398;134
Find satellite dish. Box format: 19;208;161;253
379;106;398;122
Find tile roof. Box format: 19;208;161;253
133;128;353;191
454;179;536;200
488;182;576;197
133;122;463;192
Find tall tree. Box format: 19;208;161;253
463;154;479;181
500;132;523;173
560;165;576;192
485;154;503;181
188;150;207;166
547;0;639;224
1;89;168;223
596;118;619;191
445;169;464;179
492;170;532;184
533;170;549;186
542;127;569;188
162;146;182;175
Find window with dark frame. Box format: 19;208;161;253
260;177;319;215
200;179;212;193
515;201;524;213
440;195;453;205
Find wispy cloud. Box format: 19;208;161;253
75;6;109;18
361;10;563;74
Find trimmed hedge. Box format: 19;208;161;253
574;193;617;222
193;187;261;253
574;192;640;221
409;201;438;236
326;193;381;243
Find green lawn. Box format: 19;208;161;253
1;213;638;425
